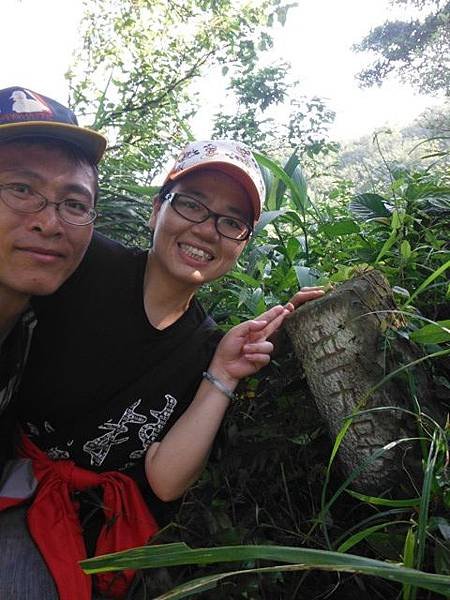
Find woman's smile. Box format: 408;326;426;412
178;242;214;263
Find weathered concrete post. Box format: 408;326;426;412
284;270;427;493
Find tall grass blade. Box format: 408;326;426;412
416;433;440;572
337;521;411;553
80;542;450;597
402;527;416;600
346;490;421;508
405;259;450;307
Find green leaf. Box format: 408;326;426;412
410;321;450;345
294;266;320;288
286;237;301;261
254;152;309;214
375;229;398;263
319;220;361;236
290;164;309;214
349;193;391;221
227;272;261;288
346;490;421;508
274;150;300;210
392;286;410;299
415;432;440;571
402;527;416;600
391;209;401;231
405;259;450;306
400;240;411;259
253;209;286;235
337;522;406;554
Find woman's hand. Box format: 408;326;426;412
208;305;290;386
284;286;325;312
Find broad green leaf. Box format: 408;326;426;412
253;209;286;235
254;152;309;214
246;287;266;314
400;240;411;259
391;209;401;230
290;164;310;213
410;321;450;345
286;237;301;261
227;272;261;288
274;150;300;209
294;266;320;288
349;193;391;221
319;220;361;236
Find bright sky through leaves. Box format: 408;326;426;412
2;0;445;142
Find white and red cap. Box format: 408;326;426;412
163;140;265;223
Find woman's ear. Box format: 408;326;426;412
148;195;163;230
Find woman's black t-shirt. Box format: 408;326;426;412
16;232;221;518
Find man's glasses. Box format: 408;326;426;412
165;192;252;241
0;183;97;226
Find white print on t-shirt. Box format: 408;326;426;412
10;90;51;113
44;421;55;433
129;394;177;460
47;447;70;460
83;395;178;467
26;422;40;436
83;399;147;467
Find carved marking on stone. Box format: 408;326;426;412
319;363;353;378
352;419;375;436
328;380;360;413
311;330;347;363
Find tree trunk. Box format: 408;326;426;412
284;270;434;494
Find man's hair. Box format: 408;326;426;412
158;181;175;201
0;137;100;204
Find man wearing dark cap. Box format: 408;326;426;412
0;85;106;453
0;86;106;600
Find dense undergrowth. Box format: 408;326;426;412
84;141;449;599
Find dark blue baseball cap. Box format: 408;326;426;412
0;86;107;164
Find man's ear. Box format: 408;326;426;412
148;195;163;230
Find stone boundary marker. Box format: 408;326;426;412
284;270;433;494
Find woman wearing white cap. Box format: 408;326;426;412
6;140;323;599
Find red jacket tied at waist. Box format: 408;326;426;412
0;434;159;600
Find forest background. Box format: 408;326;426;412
6;0;450;598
